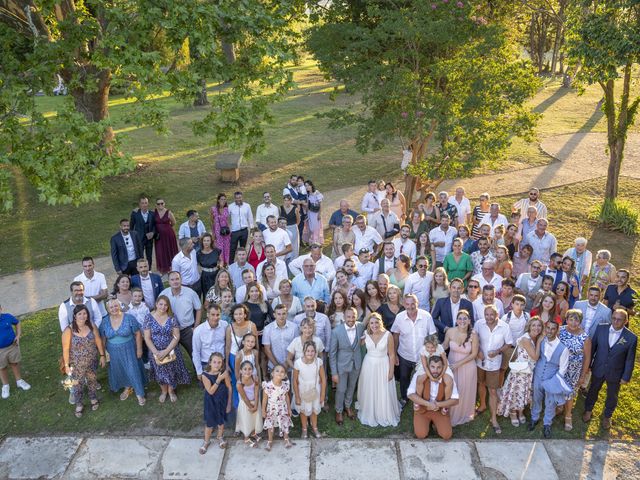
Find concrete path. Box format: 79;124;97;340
2;132;638;317
0;436;637;480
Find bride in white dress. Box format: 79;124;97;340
357;313;401;427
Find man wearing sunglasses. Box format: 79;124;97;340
513;187;548;219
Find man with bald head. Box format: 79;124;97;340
329;200;358;231
291;257;330;304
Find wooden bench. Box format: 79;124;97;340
215;152;243;183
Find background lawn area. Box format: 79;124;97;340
2;58;638;276
4;178;639;440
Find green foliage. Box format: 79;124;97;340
0;0;305;210
590;198;640;236
306;0;541;184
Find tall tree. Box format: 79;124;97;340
307;0;540;203
0;0;302;210
567;0;640;200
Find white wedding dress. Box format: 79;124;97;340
357;331;401;427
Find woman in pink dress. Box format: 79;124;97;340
153;198;179;274
443;309;479;426
211;193;231;265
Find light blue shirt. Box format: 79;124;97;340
291;273;330;304
262;321;298;368
228;262;255;289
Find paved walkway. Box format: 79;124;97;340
0;435;637;480
2;132;638;317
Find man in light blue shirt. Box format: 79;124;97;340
228;247;255;288
262;304;297;370
192;304;227;380
291;257;330;304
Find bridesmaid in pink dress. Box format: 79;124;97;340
153;198;179;274
443;309;479;427
211;193;231;265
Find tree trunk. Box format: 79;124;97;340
193;79;209;106
222;42;236;64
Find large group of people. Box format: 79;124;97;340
1;179;637;452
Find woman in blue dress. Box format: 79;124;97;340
558;309;591;432
100;299;147;405
143;295;191;403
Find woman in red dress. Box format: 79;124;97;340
153;198;179;274
246;229;266;270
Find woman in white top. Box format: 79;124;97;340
286;318;325;367
271;279;303;323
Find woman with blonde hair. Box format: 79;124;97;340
431;267;450;304
204;268;234;309
376;284;404;330
271;279;303;322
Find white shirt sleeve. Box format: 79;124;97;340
406;372;418;397
89;299;103;328
192;326;203;375
558;347;570;376
58;303;69;332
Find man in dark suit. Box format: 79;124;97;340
432;278;474;342
130;195;157;268
110;219;143;275
583;309;637;429
130;258;164;309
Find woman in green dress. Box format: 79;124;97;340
443;238;473;286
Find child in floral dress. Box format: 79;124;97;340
261;364;293;450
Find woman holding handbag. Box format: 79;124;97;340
143;295;191;403
497;317;544;426
61;304;106;418
211;193;231;265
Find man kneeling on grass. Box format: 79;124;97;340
408;356;459;440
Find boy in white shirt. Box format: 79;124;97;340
128;288;150;367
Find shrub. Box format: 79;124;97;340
590;199;640;236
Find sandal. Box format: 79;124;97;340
492;423;502;435
74;404;84;418
119;387;133;401
199;441;210;455
564;416;573;432
518;413;526;424
217;437;227;449
284;438;293;449
137;396;146;406
159;393;167;403
244;438;256;448
510;413;519;427
313;428;321;439
265;440;273;452
475;406;487;416
252;434;262;443
169;392;178;403
301;429;308;439
91;401;100;411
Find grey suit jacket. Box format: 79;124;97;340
516;273;543;310
329;322;365;375
574;300;611;338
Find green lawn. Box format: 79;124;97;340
5;178;639;439
2;59;638;276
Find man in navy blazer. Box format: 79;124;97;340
130;195;157;268
574;286;612;338
432;278;474;341
130;258;164;309
110;219;143;275
583;309;637;429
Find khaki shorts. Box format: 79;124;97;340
477;367;500;389
0;343;21;369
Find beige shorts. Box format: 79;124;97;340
477;367;500;389
0;343;21;369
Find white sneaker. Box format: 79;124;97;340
1;384;9;399
16;379;31;391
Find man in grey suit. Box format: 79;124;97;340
574;286;611;338
515;260;543;311
329;307;365;425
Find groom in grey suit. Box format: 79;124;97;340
574;286;612;338
330;307;365;425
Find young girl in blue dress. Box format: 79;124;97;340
200;352;232;454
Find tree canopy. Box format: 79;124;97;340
0;0;303;210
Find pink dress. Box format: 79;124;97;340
448;340;477;426
211;206;231;264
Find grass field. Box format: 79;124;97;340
2;58;638;276
4;177;638;440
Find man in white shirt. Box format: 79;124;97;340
471;260;504;294
391;293;437;403
263;215;292;258
235;269;267;303
289;244;335;282
178;210;206;252
513;187;548;219
369;199;400;240
528;319;569;438
229;191;254;263
448;187;471;226
160;271;202;358
256;245;289;282
171;238;201;295
228;248;255;288
293;297;332;353
480;203;509;236
523;218;557;265
192;304;227;381
403;256;434;310
499;294;529;382
473;285;505;321
353;215;383;254
73;256;108;317
376;242;397;276
392;225;417;263
255;192;280;231
58;281;103;331
352;248;376;290
474;305;513;432
361;180;381;214
333;243;361;270
429;213;456;267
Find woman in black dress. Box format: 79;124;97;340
244;281;274;378
198;233;221;298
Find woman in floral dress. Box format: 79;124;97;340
143;295;191;403
559;310;591;431
211;193;231;265
497;317;543;426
